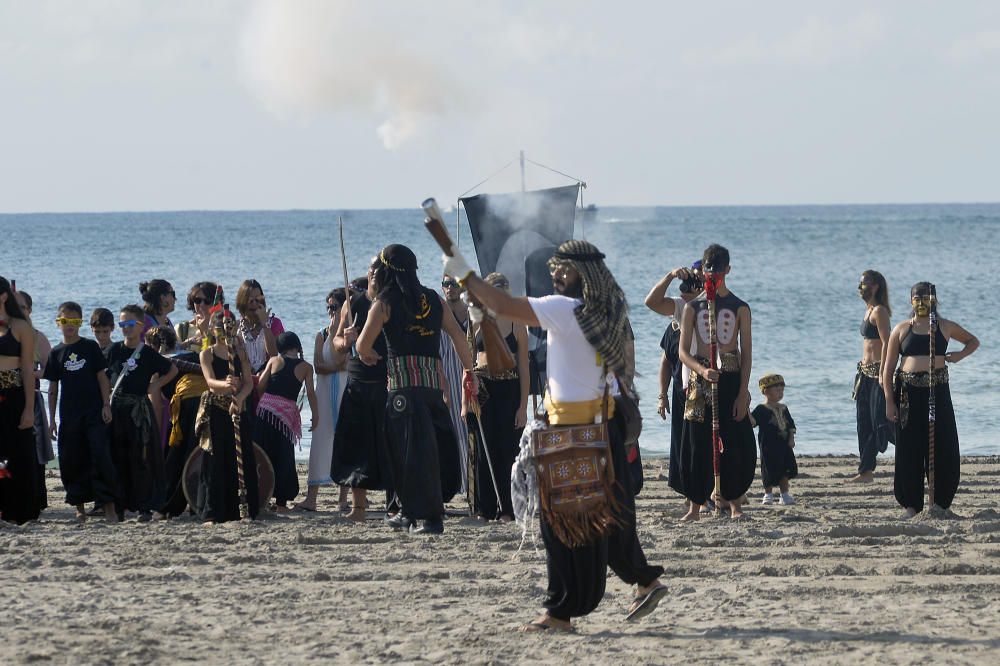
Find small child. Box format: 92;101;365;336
255;332;318;513
90;308;115;351
750;373;798;506
104;304;177;521
43;301;118;521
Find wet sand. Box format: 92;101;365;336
3;455;1000;665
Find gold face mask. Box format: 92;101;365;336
911;296;932;316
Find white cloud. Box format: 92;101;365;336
683;12;885;69
944;29;1000;63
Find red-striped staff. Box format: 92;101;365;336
222;302;250;520
705;272;725;513
927;284;938;509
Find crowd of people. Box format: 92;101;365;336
0;235;981;631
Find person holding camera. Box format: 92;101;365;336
645;261;703;508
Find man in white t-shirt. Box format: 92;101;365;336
444;239;666;633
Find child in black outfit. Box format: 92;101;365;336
105;304;177;521
44;301;118;522
750;373;798;506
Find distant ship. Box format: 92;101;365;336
577;203;598;222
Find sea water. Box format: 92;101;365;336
4;203;998;458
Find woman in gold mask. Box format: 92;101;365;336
882;282;979;518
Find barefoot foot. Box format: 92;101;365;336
518;613;574;633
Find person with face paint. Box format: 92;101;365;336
43;300;117;522
882;283;979;518
445;239;665;632
852;270;894;483
197;310;261;523
356;244;475;534
0;277;42;524
645;261;703;507
329;268;393;520
676;244;757;521
105;304;178;521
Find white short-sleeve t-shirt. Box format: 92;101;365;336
529;294;609;403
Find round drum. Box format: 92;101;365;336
182;443;275;514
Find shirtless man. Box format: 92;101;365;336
676;244;757;520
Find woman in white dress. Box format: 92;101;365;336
294;289;348;511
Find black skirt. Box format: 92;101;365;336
330;380;391;490
676;370;757;504
160;396;200;516
198;406;260;522
383;387;460;520
107;396;166;513
255;416;298;504
468;376;523;519
0;384;42;524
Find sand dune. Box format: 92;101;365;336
3;455;1000;664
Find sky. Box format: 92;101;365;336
1;0;999;213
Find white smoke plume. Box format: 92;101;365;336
240;0;468;150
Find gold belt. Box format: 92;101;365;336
897;367;949;387
0;368;23;389
474;366;519;381
858;361;880;379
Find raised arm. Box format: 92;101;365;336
644;269;685;316
463;275;539;327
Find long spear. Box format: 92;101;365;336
339;216;350;300
222;301;250;520
705;273;725;514
927;284;938;509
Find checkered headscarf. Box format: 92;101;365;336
548;240;629;376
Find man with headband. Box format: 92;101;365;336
444;239;666;632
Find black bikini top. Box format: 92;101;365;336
860;313;880;340
900;324;948;357
0;328;21;357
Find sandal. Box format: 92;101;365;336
626;585;668;622
518;619;574;633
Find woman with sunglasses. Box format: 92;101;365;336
139;279;177;335
466;272;529;521
882;283;979;518
0;276;41;524
105;304;177;521
293;288;350;512
175;282;222;353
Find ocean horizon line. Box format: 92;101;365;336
4;200;1000;217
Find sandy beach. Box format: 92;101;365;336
4;454;1000;665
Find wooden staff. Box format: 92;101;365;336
927;285;937;509
222;303;250;520
705;273;725;512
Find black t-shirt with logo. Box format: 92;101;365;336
44;338;107;421
104;342;174;397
